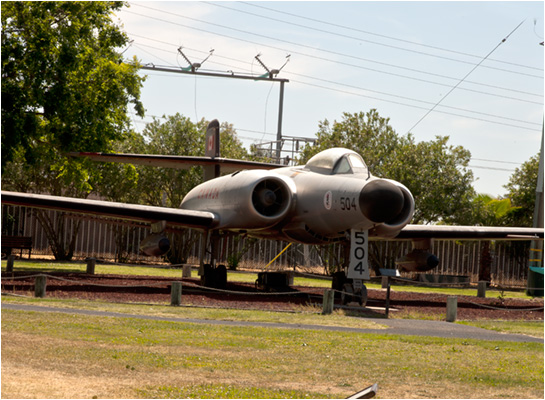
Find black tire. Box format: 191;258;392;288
216;264;227;289
341;283;353;305
359;285;368;307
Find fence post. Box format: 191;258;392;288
477;281;487;298
182;265;192;278
35;275;47;298
384;277;391;319
446;296;457;322
86;258;96;275
322;289;335;315
6;255;15;273
171;281;182;306
381;276;389;289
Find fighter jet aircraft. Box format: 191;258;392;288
2;120;542;305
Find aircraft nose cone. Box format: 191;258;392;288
359;180;404;223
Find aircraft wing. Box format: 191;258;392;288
1;191;218;230
68;152;285;173
396;224;543;240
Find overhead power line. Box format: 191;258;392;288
127;36;541;132
469;165;516;172
239;1;542;72
123;13;542;106
129;33;542;104
407;20;527;133
128;3;543;81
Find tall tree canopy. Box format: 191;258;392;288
299;110;475;224
503;152;541;227
1;1;145;260
1;1;144;167
117;114;251;208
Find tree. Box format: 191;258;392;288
470;194;521;227
1;1;145;260
504;152;540;227
119;114;252;207
117;114;251;263
120;114;206;208
467;194;523;282
392;135;475;224
299;110;475;224
299;110;402;178
1;1;144;167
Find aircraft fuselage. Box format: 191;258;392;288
181;148;415;244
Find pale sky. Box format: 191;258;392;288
115;1;544;197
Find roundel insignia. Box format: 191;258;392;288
324;191;332;210
207;135;214;152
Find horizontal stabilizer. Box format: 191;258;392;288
68;152;284;173
396;224;543;240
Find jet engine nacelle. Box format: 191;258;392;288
140;233;170;257
181;170;295;230
395;249;440;272
368;179;415;238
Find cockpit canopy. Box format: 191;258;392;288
304;148;369;176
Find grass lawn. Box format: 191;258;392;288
1;259;537;300
458;320;545;339
1;297;543;399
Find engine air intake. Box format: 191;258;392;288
252;179;289;218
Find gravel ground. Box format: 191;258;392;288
1;272;543;320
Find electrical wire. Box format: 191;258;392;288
118;5;542;169
407;20;527;134
239;1;543;72
122;11;543;107
129;35;542;111
129;40;541;133
127;3;543;81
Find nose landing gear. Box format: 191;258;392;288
341;280;368;306
332;272;368;307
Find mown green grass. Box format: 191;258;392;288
0;296;387;330
2;306;543;399
1;259;536;299
458;320;544;339
136;384;326;399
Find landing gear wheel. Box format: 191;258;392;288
202;264;227;289
216;264;227;289
358;285;368;307
341;283;353;306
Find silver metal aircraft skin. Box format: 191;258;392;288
0;147;415;247
1;120;543;278
2;148;542;271
179;147;414;244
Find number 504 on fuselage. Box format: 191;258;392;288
181;147;415;245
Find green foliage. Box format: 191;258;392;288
503;152;540;227
469;194;521;226
299;110;475;224
118;114;251;208
299;110;401;176
391;135;474;224
1;1;145;167
1;1;144;260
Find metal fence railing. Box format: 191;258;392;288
1;204;534;287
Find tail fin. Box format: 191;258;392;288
205;119;220;158
204;119;220;180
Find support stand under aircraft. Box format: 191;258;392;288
2;120;543;303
